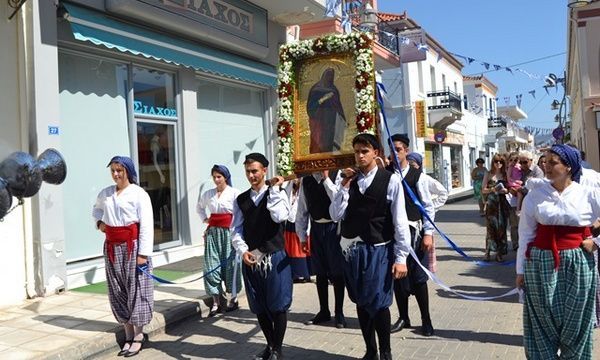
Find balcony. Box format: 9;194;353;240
488;117;507;128
427;90;462;129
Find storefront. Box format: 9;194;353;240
423;130;468;193
54;2;282;287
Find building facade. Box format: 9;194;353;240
0;0;327;306
567;2;600;170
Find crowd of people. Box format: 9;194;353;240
91;138;599;359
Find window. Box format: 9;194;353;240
453;81;458;94
463;94;468;111
417;62;424;93
430;66;436;105
450;146;463;188
483;95;488;117
442;74;446;91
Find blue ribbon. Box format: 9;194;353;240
137;251;237;285
375;82;514;267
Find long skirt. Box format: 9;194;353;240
243;250;293;315
104;241;153;326
594;250;600;327
284;222;312;280
204;226;242;297
523;247;596;359
310;221;344;278
485;193;509;255
343;242;393;318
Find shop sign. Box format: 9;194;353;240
434;130;446;143
415;100;426;137
107;0;268;47
134;101;177;118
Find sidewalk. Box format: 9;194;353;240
0;257;210;359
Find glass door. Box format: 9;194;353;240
133;66;181;249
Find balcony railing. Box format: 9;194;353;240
427;90;462;113
488;117;507;128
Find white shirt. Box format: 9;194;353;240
230;184;290;256
196;186;241;222
399;165;435;235
516;181;600;274
423;173;448;211
284;181;300;223
92;184;154;256
329;166;412;264
295;173;338;242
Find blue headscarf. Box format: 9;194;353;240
211;164;232;186
107;156;138;184
406;152;423;168
549;144;582;182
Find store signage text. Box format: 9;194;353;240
134;101;177;118
415;100;426;137
162;0;253;33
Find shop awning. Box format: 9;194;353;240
62;3;277;87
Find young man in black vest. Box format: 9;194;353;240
330;133;412;360
295;169;347;328
231;153;291;360
387;133;436;337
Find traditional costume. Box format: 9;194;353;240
387;135;436;337
284;181;312;282
231;153;291;360
296;171;346;327
197;165;242;314
92;156;154;328
517;145;600;359
330;142;411;360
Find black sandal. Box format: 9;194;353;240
117;340;132;356
124;334;146;358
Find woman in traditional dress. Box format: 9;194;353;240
471;158;487;216
516;144;600;359
93;156;154;357
284;179;312;283
481;154;510;262
197;165;242;316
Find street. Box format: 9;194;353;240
95;197;597;360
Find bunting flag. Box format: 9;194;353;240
467;57;475;64
516;94;523;108
505;67;513;75
528;90;536;99
324;0;341;17
494;65;503;71
483;62;490;70
504;97;510;105
417;43;429;52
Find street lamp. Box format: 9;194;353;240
568;0;591;7
551;100;560;110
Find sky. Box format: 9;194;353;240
377;0;569;131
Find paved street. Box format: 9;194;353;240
95;198;600;359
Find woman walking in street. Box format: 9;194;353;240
197;165;242;316
471;158;487;216
516;145;600;359
481;154;510;262
93;156;154;357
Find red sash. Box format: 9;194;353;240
105;223;139;263
526;224;592;270
208;213;233;228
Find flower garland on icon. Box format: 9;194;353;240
276;32;376;175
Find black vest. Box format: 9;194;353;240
237;188;284;253
341;168;394;244
402;167;423;221
302;172;337;221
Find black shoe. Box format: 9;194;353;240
253;346;271;360
208;305;221;317
335;313;347;329
117;341;132;356
124;335;146;357
304;310;331;325
225;302;239;312
421;321;434;337
361;352;379;360
390;318;410;333
268;350;283;360
380;351;392;360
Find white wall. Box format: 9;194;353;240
0;4;28;306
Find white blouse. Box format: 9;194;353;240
92;184;154;257
196;186;241;222
516;181;600;274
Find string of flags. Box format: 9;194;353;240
523;126;556;137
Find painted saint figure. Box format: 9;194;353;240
307;68;346;154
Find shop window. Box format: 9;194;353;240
133;67;177;118
450;146;463;188
424;143;442;183
58;52;129;261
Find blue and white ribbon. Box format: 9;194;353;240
376;81;518;301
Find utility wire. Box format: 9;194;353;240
465;52;566;76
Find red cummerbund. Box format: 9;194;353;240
105;223;139;263
208;213;233;228
526;224;592;270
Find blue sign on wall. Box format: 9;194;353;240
48;126;59;135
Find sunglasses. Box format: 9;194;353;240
519;160;530;164
494;160;504;164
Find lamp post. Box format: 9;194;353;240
551;71;568;144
